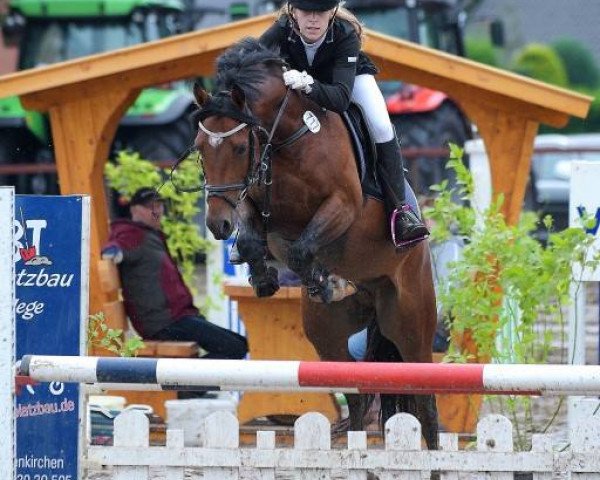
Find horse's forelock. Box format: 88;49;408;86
193;92;259;128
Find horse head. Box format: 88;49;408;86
193;38;288;240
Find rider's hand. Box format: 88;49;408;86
283;69;314;94
101;246;123;264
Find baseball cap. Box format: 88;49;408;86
129;187;164;207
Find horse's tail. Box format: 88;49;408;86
364;321;417;430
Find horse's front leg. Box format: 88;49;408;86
236;203;279;298
287;195;357;303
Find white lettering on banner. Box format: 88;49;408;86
24;382;65;397
14;398;74;420
14;298;45;321
15;269;73;288
13;219;47;263
15;454;66;469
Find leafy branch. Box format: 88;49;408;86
88;312;145;357
424;144;600;449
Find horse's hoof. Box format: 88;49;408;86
329;276;358;302
308;275;357;303
249;267;280;297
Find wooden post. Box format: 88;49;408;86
36;89;139;316
461;103;539;224
224;285;340;424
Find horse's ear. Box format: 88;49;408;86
231;85;246;109
193;81;210;107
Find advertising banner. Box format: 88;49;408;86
14;195;89;480
569;162;600;281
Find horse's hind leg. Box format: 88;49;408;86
376;245;439;450
302;289;375;431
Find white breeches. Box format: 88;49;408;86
350;74;395;143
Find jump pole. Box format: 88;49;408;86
0;188;15;480
18;355;600;396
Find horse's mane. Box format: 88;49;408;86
215;37;284;100
193;37;284;124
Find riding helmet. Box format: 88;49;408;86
288;0;339;11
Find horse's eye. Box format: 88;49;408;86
233;144;247;156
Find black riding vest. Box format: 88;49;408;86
259;16;378;114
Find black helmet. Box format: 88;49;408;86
288;0;339;11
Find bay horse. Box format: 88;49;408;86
192;38;439;448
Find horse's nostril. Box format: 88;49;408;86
222;219;232;236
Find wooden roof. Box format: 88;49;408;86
0;15;590;126
0;14;592;316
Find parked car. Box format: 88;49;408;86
525;133;600;236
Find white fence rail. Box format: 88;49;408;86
87;410;600;479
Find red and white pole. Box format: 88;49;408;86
18;355;600;396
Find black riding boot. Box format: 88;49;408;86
376;139;429;248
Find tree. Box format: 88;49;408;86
512;43;568;88
552;38;600;89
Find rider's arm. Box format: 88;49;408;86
306;29;360;113
259;20;284;50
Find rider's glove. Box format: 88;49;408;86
283;69;314;94
101;245;123;264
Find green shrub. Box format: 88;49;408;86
552;38;600;89
104;151;210;292
512;43;568;87
465;36;499;67
88;311;145;357
425;144;600;449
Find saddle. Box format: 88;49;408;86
342;103;383;201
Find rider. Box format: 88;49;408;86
258;0;429;248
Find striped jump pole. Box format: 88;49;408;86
18;355;600;396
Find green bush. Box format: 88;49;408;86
88;311;145;357
425;144;600;449
465;36;499;67
552;38;600;89
512;43;568;87
104;151;210;292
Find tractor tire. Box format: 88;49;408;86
123;117;194;161
0;131;58;194
392;102;470;197
0;132;17;187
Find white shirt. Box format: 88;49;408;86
301;35;326;66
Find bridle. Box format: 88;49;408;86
196;88;312;236
198;120;266;210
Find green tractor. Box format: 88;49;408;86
0;0;195;193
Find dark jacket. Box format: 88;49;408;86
260;16;378;113
104;219;198;338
